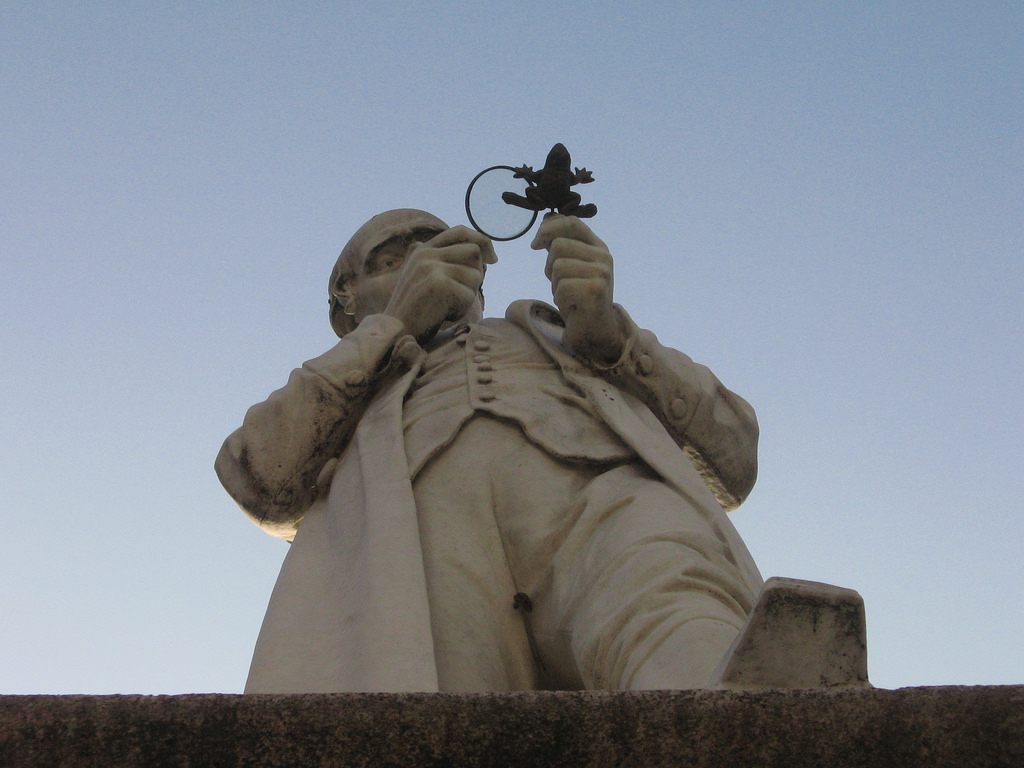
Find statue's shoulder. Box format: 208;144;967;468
505;299;565;329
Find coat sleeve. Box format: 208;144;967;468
597;306;759;510
215;314;410;538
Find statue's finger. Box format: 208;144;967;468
549;258;611;285
421;242;484;268
530;212;565;251
431;225;498;264
544;240;609;279
534;214;606;252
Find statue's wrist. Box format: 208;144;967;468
575;305;635;370
377;310;412;338
359;312;409;339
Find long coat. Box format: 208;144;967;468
216;301;761;692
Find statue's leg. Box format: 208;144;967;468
412;418;541;692
522;463;761;690
422;416;623;691
413;416;757;691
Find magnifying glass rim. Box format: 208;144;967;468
465;164;539;242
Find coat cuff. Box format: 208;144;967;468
580;304;638;372
303;313;409;392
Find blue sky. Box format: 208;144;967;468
2;2;1021;693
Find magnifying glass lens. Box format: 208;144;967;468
465;166;538;241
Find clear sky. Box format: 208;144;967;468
2;2;1021;693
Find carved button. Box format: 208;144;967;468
477;363;493;372
473;339;491;351
456;335;468;346
637;354;654;375
669;397;688;420
473;354;490;363
478;392;496;402
477;373;493;384
345;370;367;387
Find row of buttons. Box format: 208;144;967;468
466;331;496;402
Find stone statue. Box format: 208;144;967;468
216;209;766;693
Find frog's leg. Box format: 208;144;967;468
556;191;582;215
501;191;538;210
525;187;548;207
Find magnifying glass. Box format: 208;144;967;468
464;165;538;241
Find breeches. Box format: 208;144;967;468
412;416;759;691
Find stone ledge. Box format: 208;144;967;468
2;687;1021;767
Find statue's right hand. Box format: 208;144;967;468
383;226;497;342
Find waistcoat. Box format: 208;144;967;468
402;318;635;480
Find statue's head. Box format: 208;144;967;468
328;209;450;338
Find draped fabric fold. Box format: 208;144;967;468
245;356;439;693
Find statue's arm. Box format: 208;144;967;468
598;308;759;510
215;314;407;537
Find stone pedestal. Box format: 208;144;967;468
2;687;1021;767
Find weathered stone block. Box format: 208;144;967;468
715;577;870;689
2;687;1021;767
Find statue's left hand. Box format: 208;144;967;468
532;214;625;364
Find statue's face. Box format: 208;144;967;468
343;210;448;321
330;209;486;337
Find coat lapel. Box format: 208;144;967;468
246;351;440;693
508;300;723;520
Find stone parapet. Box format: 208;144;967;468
2;686;1021;767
